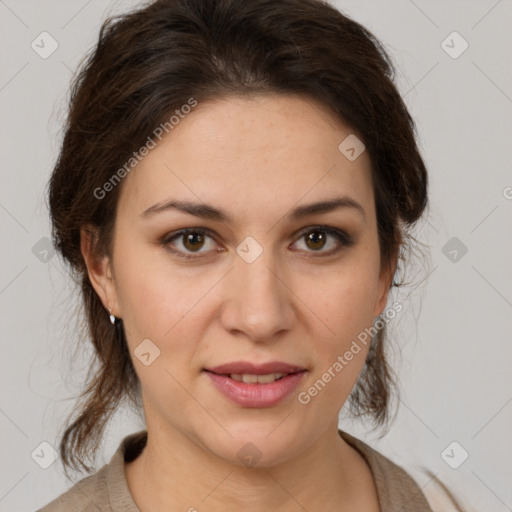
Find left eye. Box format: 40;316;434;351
162;226;351;259
293;227;349;255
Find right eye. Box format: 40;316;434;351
161;228;220;259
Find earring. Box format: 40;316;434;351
108;307;116;325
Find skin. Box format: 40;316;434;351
81;93;397;511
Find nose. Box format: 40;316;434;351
220;245;295;342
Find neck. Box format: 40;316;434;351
125;419;379;512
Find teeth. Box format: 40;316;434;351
230;373;287;383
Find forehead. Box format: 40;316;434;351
118;94;375;226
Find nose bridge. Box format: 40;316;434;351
222;238;294;340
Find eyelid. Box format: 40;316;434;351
161;227;219;258
161;225;353;259
292;225;353;256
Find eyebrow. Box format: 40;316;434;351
140;196;366;224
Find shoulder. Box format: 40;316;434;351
37;430;147;512
37;464;110;512
339;429;434;512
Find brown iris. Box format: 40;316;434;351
304;230;327;251
183;232;206;252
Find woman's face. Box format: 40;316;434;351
88;93;394;466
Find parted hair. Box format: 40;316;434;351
48;0;428;476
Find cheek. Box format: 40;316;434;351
113;243;218;358
317;257;381;344
306;274;380;406
112;238;179;338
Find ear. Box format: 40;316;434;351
80;225;120;317
373;246;399;318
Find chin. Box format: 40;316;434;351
197;419;304;469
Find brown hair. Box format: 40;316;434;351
48;0;428;476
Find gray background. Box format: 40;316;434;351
0;0;511;510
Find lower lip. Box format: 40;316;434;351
204;370;306;408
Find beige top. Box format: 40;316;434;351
38;429;434;512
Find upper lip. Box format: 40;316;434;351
205;361;306;375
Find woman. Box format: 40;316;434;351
39;0;465;510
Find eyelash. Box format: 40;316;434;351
160;225;354;260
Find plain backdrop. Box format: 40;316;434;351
0;1;511;510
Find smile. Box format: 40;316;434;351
203;368;307;408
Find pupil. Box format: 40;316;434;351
307;231;325;250
185;233;204;251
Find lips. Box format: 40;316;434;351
203;361;307;407
206;361;305;375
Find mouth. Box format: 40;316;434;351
204;370;303;384
212;372;292;383
203;361;307;407
205;361;306;375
